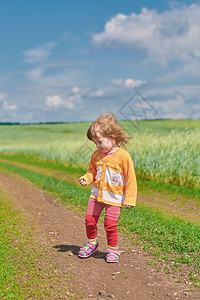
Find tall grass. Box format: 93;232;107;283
128;129;200;188
0;121;199;188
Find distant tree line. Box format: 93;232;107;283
0;119;195;126
0;121;88;125
0;122;21;125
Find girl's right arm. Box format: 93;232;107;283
79;152;97;186
79;176;87;186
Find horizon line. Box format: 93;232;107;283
0;118;199;126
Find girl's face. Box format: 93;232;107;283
93;132;118;154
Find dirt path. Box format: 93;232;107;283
0;167;199;299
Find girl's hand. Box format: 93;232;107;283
79;176;87;186
125;205;134;209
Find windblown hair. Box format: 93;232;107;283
87;112;130;146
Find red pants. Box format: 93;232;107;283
85;197;121;247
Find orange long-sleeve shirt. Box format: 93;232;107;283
83;147;137;207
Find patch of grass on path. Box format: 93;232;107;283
0;189;79;299
0;161;199;287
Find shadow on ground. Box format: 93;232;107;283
54;244;106;260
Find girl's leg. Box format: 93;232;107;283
104;205;121;248
78;198;105;258
85;197;105;243
104;205;121;262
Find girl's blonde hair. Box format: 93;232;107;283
87;112;130;146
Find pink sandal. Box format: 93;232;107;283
78;242;99;258
106;250;120;263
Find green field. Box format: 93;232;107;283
0;119;200;188
0;119;200;289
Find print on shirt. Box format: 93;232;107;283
110;172;121;185
106;168;126;186
95;167;102;180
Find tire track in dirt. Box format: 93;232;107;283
0;167;199;299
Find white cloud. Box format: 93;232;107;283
143;84;200;119
24;68;87;91
65;99;76;109
45;92;82;110
162;112;186;119
153;95;187;119
111;78;145;88
0;93;6;101
28;68;44;80
3;101;17;111
72;86;80;93
89;89;104;98
45;95;63;107
181;59;200;78
67;95;80;109
23;42;57;64
92;4;200;65
146;85;200;100
0;94;17;111
111;79;123;86
124;78;144;88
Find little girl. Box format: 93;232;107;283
78;112;137;263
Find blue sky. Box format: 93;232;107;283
0;0;200;123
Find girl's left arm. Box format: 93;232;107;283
123;153;137;207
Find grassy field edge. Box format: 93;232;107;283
0;189;79;299
0;152;199;201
